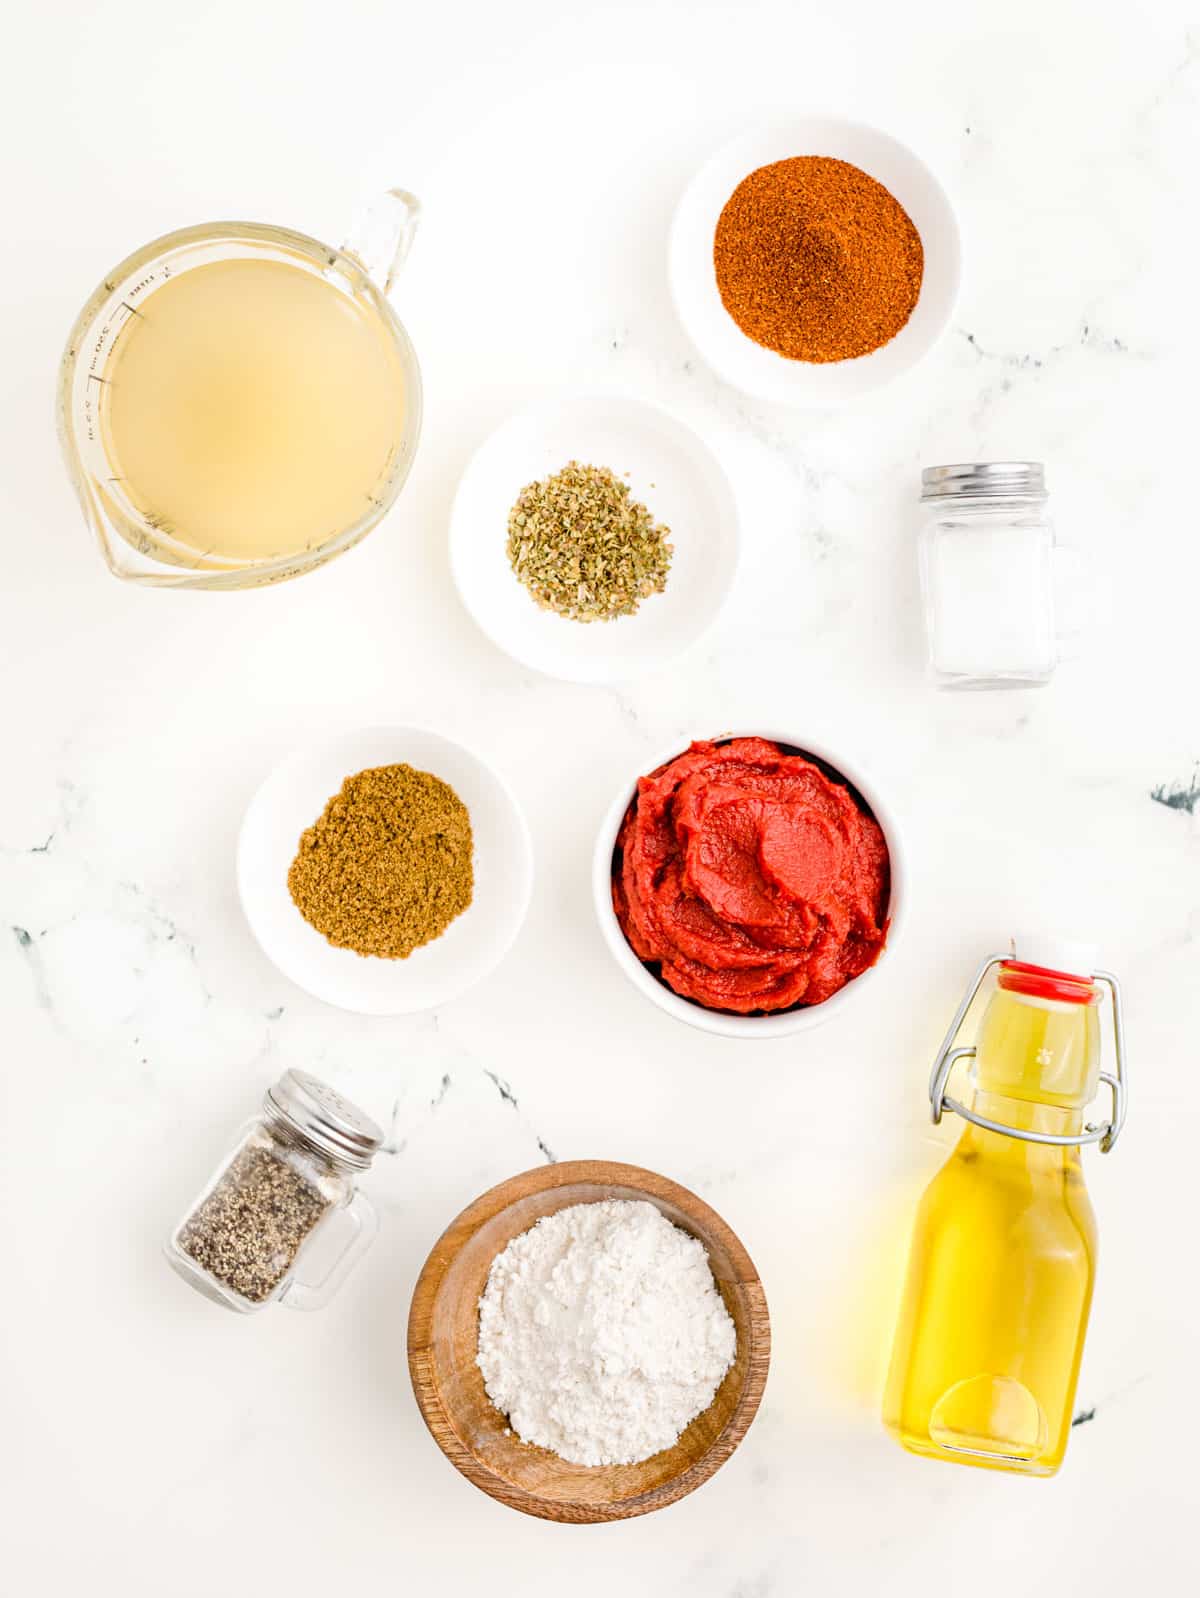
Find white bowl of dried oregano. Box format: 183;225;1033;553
449;393;740;684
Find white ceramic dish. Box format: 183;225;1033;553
238;726;533;1016
670;117;961;406
592;731;906;1039
449;394;739;683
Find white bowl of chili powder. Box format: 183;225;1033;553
593;731;906;1038
670;117;961;406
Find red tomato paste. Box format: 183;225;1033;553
612;738;889;1014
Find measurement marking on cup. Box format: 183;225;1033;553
87;373;110;385
120;301;144;318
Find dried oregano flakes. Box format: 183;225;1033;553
506;460;673;623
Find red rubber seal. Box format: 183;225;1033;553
999;960;1097;1005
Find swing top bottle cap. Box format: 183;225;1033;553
1002;934;1099;1004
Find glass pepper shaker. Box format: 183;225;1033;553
918;462;1078;690
165;1070;383;1314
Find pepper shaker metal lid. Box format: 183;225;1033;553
921;462;1047;501
263;1069;384;1171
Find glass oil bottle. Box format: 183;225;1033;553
883;940;1128;1476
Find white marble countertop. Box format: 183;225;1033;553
4;1;1199;1591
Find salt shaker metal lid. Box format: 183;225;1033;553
921;462;1047;501
263;1069;384;1171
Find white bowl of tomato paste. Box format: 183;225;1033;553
593;733;904;1037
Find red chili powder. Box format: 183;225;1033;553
713;156;924;363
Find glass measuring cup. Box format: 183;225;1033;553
57;191;422;589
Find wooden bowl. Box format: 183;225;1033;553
407;1160;770;1523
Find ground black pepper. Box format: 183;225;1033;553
176;1141;329;1304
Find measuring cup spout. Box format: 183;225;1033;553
342;189;421;298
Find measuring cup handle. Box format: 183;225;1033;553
342;189;421;298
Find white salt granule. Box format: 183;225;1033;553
476;1198;737;1467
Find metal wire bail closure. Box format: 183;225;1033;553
928;954;1128;1153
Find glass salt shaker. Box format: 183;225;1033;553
918;462;1075;690
165;1070;383;1314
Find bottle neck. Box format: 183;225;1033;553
963;1089;1086;1168
954;986;1101;1165
972;986;1101;1110
971;1089;1084;1132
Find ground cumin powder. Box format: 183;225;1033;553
288;764;474;959
714;156;924;363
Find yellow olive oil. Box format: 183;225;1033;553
101;257;406;565
884;983;1101;1475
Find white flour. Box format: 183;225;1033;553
476;1198;737;1466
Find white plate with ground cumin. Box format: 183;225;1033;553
237;726;533;1015
670;117;961;406
449;394;740;683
